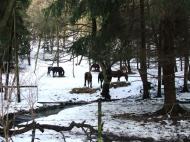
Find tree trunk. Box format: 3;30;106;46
157;23;163;98
140;0;149;99
100;62;111;100
180;57;183;71
78;56;83;65
182;55;189;92
14;7;20;102
5;13;14;100
55;17;59;67
50;29;54;54
34;36;41;73
181;12;189;92
126;59;131;73
157;16;185;116
175;58;178;72
27;49;31;66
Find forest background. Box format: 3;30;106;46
1;0;190;141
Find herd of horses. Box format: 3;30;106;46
85;64;128;88
47;64;128;88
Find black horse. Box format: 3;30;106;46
84;72;92;88
98;70;128;88
47;66;65;77
98;72;104;88
90;64;100;72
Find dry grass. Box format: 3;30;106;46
70;87;100;94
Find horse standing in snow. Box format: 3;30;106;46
47;66;65;77
84;72;92;88
98;70;128;88
90;64;100;72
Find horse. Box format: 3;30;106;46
47;66;65;77
84;72;92;88
109;70;128;82
98;72;104;88
98;70;128;88
90;64;100;72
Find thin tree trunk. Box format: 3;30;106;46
157;24;162;98
50;29;54;54
152;21;163;97
100;62;111;99
55;17;59;67
5;13;14;100
181;12;189;92
27;49;31;66
180;57;183;71
13;7;20;102
175;58;178;72
34;36;41;73
140;0;149;99
78;55;83;65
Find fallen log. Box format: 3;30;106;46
0;120;97;136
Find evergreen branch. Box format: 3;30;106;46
0;0;16;34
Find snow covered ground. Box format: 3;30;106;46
1;42;190;142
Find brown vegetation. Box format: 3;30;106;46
70;87;100;94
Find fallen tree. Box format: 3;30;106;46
1;120;102;142
0;120;98;136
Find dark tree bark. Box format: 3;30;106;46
157;23;163;97
181;12;189;92
188;65;190;81
5;12;14;100
182;54;189;92
100;62;111;100
13;8;21;102
157;16;185;116
151;21;163;98
139;0;149;99
126;59;132;73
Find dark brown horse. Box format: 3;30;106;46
84;72;92;88
110;70;128;82
90;64;100;72
98;70;128;88
47;66;65;77
98;72;104;88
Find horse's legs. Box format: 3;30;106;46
84;80;86;86
53;71;55;77
100;80;103;88
58;71;61;77
125;75;128;81
88;80;89;88
90;79;92;88
84;76;86;86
